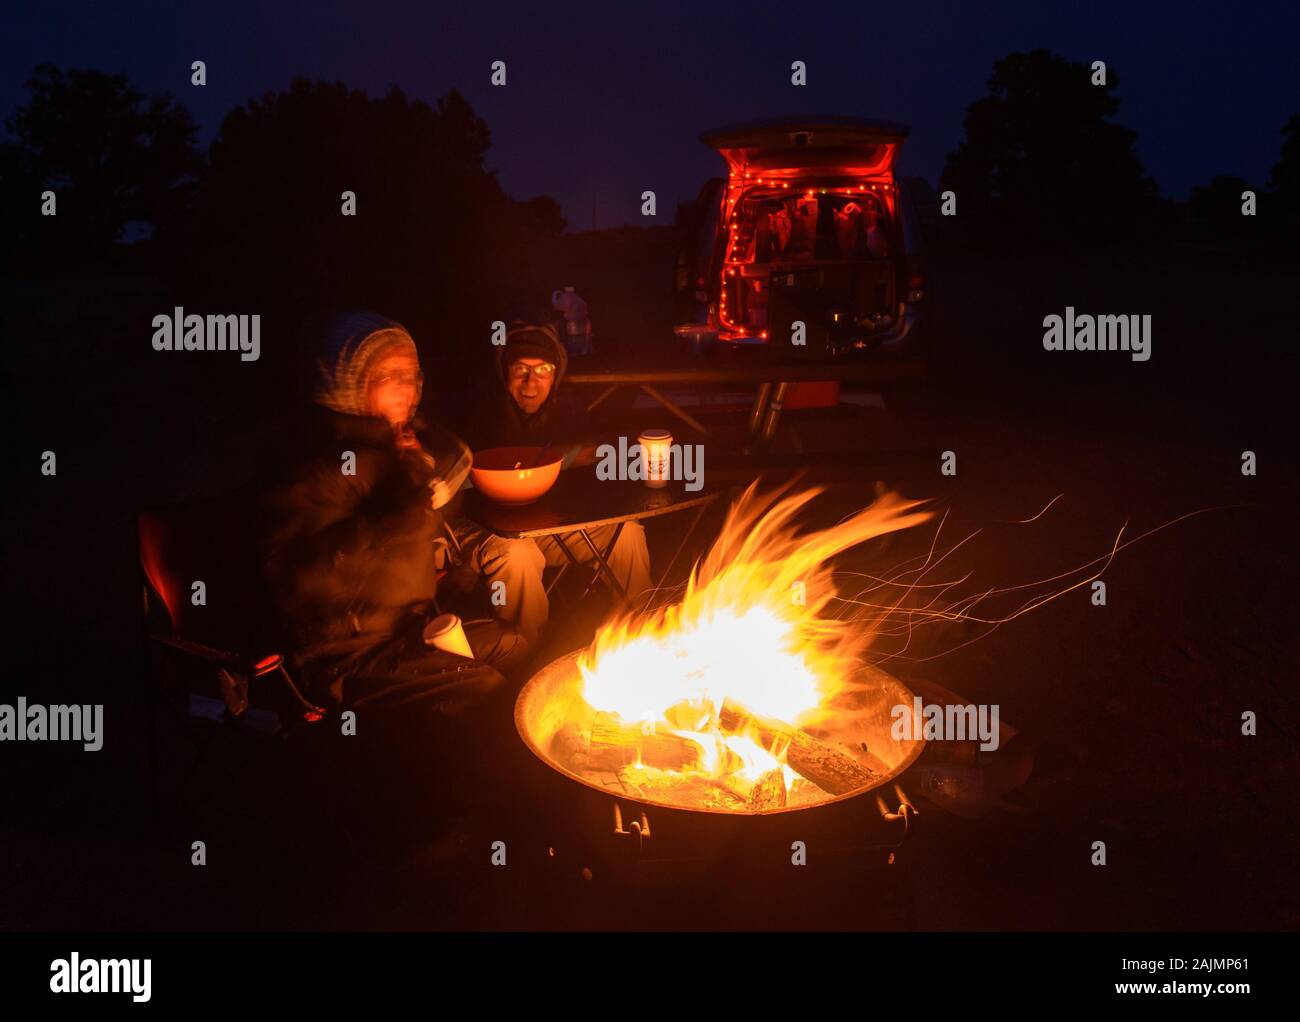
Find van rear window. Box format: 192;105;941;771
730;189;892;264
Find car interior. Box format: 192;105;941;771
738;190;892;264
719;186;897;339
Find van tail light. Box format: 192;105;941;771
905;255;925;303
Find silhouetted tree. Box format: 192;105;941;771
175;79;561;367
516;194;566;236
1267;113;1299;222
0;63;200;272
1187;175;1256;247
941;49;1159;252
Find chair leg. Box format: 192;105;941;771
271;665;324;720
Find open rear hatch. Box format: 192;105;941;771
700;117;911;350
701;116;908;181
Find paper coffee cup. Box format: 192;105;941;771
423;613;474;659
638;429;672;489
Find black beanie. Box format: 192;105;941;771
503;323;560;366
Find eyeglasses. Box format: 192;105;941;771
508;362;555;381
371;369;423;387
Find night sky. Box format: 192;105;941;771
4;0;1297;228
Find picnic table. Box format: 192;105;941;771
462;469;721;602
564;351;926;439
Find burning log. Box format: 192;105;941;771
718;701;875;797
747;768;788;811
553;714;704;773
705;769;787;811
696;778;748;810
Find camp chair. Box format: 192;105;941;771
136;496;327;796
430;519;479;615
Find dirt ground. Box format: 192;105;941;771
2;239;1296;930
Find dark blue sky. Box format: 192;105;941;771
4;0;1296;228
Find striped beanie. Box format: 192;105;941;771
315;311;422;418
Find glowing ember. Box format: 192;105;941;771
517;482;935;814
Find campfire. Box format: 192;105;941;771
516;483;936;814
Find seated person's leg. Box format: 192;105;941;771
340;627;506;714
333;630;511;839
455;523;548;647
462;617;530;674
608;521;652;603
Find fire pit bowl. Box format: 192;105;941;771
504;484;943;877
515;650;925;817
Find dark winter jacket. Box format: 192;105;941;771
259;408;471;667
257;314;472;672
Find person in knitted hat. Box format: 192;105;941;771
452;320;651;647
456;320;579;448
258;311;527;718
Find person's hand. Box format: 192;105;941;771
571;443;600;468
395;426;423;452
430;479;453;510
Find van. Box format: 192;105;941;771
676;116;925;359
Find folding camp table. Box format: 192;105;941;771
461;470;720;602
565;355;925;439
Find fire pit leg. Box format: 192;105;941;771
612;801;651;858
876;784;918;845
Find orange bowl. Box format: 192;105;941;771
470;446;564;505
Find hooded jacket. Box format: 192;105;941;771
259;313;472;672
456;322;584;453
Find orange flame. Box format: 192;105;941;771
576;482;934;794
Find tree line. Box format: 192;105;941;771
2;50;1295;332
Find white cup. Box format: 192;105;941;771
638;429;672;489
423;613;474;659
